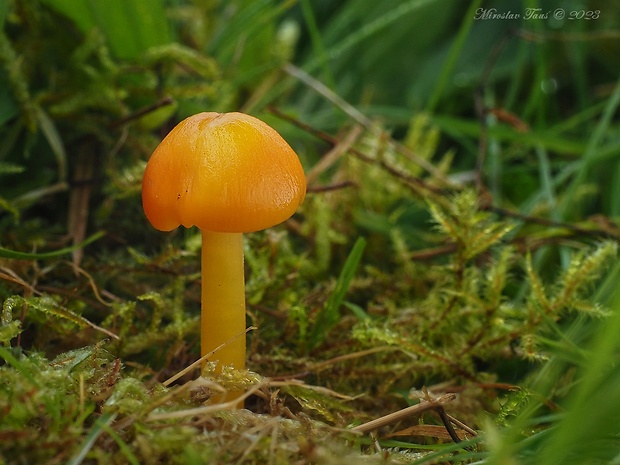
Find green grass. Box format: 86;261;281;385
2;0;620;463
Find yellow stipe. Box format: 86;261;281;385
201;230;246;405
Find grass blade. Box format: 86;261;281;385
537;289;620;465
0;230;105;260
98;421;141;465
306;0;435;73
308;237;366;350
41;0;172;59
300;0;334;89
559;75;620;219
67;412;117;465
425;0;483;113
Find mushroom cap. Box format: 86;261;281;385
142;112;306;233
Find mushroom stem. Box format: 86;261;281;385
201;230;246;401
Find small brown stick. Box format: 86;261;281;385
109;96;175;129
268;106;445;196
410;244;458;261
387;424;468;441
306;181;357;194
516;28;620;42
305;125;363;185
309;346;402;373
421;387;477;443
488;206;618;239
435;405;462;443
269;346;400;381
68;146;94;267
283;63;453;186
443;412;478;437
408;210;618;263
162;326;257;386
351;393;457;434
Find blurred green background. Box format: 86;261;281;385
2;0;619;227
2;0;619;234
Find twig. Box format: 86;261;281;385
268;106;445;196
443;412;478;437
109;96;175;129
410;244;458;261
306;181;357;193
162;326;257;386
0;268;120;341
283;63;372;127
268;346;401;381
309;346;401;373
409;208;618;263
435;405;462;443
305;125;363;186
488;206;618;239
516;28;620;42
422;387;476;443
351;393;457;434
66;260;115;307
148;383;266;421
283;63;453;185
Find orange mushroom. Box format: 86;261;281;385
142;112;305;403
